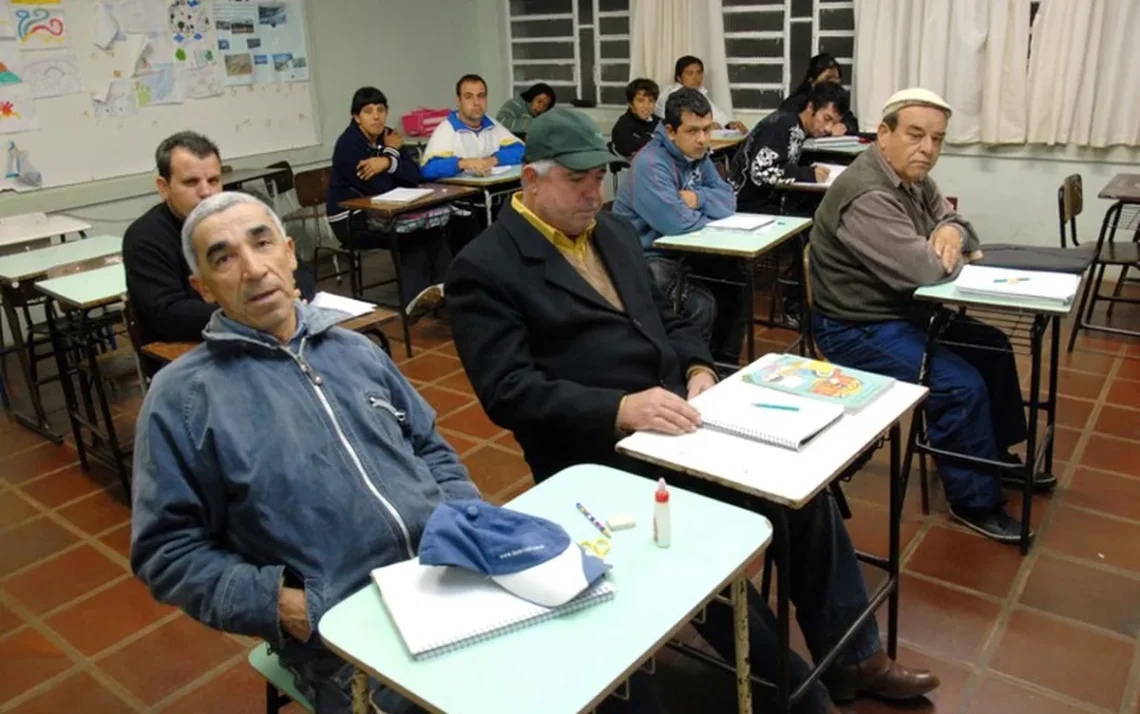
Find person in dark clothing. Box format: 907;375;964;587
123;131;314;378
326;86;451;319
610;78;661;158
728;81;850;215
780;53;860;136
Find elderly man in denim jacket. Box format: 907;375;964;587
130;192;479;714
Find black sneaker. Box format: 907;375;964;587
949;504;1034;544
997;451;1057;491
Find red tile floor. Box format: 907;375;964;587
2;296;1140;713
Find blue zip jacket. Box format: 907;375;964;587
130;303;479;654
612;122;736;254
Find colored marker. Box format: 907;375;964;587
576;502;612;537
994;277;1028;284
753;403;800;412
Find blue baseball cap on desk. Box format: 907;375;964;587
418;500;610;607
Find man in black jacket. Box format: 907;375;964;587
445;109;939;713
728;81;850;214
123;131;314;377
610;78;661;158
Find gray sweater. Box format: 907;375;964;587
809;144;979;323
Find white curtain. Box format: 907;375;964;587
853;0;1029;144
1026;0;1140;147
629;0;733;118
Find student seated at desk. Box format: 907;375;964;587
656;55;746;134
613;87;746;366
808;88;1040;544
326;86;451;319
728;81;849;215
780;53;860;136
130;192;479;714
123;131;314;379
420;73;524;180
494;82;556;137
445;109;940;713
610;78;661;158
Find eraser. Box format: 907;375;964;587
607;514;637;531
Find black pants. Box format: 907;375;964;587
647;255;749;364
330;213;452;308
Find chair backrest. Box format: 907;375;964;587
803;243;814;310
121;296;143;354
45;254;122;280
1058;174;1082;248
265;160;295;195
294;166;331;209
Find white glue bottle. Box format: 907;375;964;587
653;478;671;548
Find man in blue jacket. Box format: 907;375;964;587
613;87;746;366
130;191;479;714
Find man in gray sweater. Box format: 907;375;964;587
808;88;1041;544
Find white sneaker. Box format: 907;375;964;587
405;283;444;320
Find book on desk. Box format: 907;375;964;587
952;265;1081;305
741;354;895;413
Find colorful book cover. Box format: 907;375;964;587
742;355;895;412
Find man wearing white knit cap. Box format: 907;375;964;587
808;87;1039;544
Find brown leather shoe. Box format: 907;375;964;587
824;650;941;703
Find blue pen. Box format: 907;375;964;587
753;402;800;411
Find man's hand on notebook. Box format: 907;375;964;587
618;387;702;435
279;586;311;642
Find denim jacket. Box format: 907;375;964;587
130;303;479;655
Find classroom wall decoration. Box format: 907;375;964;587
13;3;68;48
0;0;317;192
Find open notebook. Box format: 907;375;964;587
372;187;434;204
790;163;846;188
695;387;844;451
706;213;776;232
953;265;1081;305
372;558;615;660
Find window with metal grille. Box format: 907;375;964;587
505;0;631;108
722;0;855;112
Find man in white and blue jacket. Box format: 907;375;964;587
130;192;478;714
613;87;746;365
420;73;525;180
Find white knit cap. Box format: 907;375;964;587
881;88;953;119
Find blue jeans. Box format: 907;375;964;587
812;313;1027;510
278;649;426;714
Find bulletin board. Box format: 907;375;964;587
0;0;319;192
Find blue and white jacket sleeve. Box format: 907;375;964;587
375;352;481;502
420;122;461;180
631;151;714;236
695;155;737;219
131;384;289;649
492;121;525;166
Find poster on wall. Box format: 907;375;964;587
0;2;16;40
0;82;37;133
134;64;180;106
0;42;25;85
181;63;220;98
214;0;307;84
11;3;67;49
92;76;138;118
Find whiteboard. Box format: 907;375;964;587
0;0;319;192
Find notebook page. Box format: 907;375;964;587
954;265;1080;303
706;213;776;231
310;292;376;317
372;187;434;203
693;387;844;450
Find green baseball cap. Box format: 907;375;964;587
521;108;627;171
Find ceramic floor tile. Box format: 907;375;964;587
438;403;505;440
1065;467;1140;521
5;671;131;714
906;524;1024;598
461;445;533;495
990;607;1133;710
46;577;175;656
98;523;133;559
0;491;41;531
95;616;244;706
964;675;1096;714
1106;378;1140;409
0;518;80;578
880;573;1003;662
395;352;463;383
18;465;115;509
1043;505;1140;574
3;545;127;616
158;659;268;714
1094;404;1140;441
1;444;80;486
1080;434;1140;477
55;485;131;536
1020;553;1140;637
0;628;75;703
415;385;476;419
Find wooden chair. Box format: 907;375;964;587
296;166;348;284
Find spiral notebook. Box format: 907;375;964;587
694;388;845;451
372;558;615;661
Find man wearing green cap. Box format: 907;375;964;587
446;108;940;713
